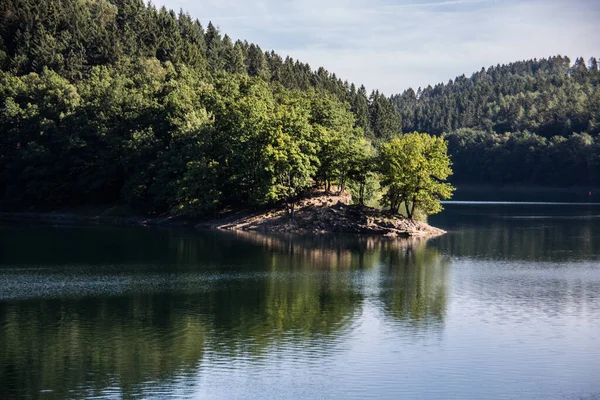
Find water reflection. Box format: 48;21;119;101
0;296;208;399
379;243;449;328
0;228;448;399
429;203;600;261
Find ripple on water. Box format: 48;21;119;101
1;217;600;400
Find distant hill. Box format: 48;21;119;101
391;56;600;137
390;56;600;186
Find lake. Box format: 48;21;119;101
1;203;599;399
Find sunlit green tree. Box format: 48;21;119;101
380;133;455;219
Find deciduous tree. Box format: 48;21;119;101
380;133;454;219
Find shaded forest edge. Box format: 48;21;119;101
1;0;599;219
0;190;446;238
452;184;600;202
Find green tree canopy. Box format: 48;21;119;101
380;133;455;219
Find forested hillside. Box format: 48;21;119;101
0;0;402;214
392;56;600;186
0;0;598;216
0;0;400;138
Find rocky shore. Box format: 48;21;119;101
198;192;446;238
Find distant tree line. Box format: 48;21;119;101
392;56;600;137
445;129;600;186
391;56;600;186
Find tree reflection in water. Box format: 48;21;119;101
0;228;449;399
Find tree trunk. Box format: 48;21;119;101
339;177;346;194
359;182;365;205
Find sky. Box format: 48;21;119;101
153;0;600;94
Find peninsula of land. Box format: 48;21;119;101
0;191;445;239
198;191;445;238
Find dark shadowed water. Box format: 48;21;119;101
1;203;599;399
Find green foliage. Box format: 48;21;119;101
173;159;222;216
444;129;600;186
391;56;600;138
309;93;364;192
389;56;600;187
380;133;455;219
369;90;402;141
0;0;406;138
347;138;380;206
1;0;596;216
269;92;317;214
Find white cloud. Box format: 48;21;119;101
153;0;600;94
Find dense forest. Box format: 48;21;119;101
392;56;600;186
0;0;598;215
0;0;403;214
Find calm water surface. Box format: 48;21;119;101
1;203;599;399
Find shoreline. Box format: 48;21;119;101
0;211;192;227
4;185;599;236
0;210;445;238
0;193;445;239
453;184;600;202
198;194;445;239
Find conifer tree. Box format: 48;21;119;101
205;21;224;73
